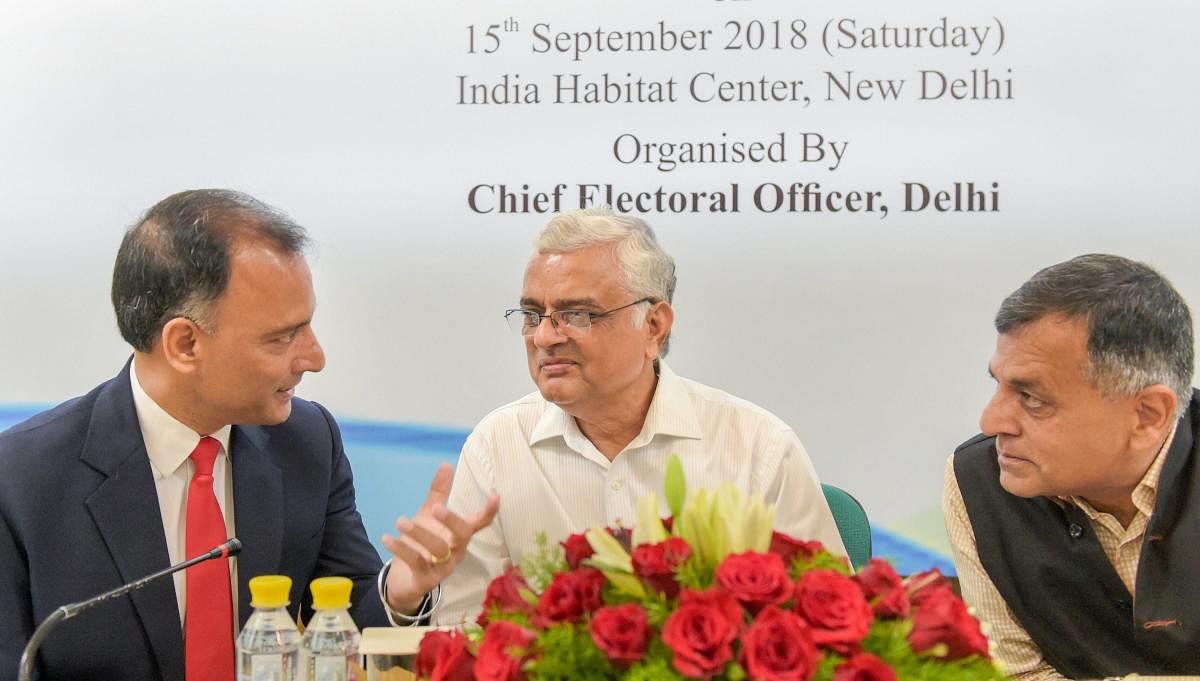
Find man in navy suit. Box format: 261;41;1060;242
0;190;495;680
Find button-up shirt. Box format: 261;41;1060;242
437;363;847;624
943;428;1174;680
129;362;235;628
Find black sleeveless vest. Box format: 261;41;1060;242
953;392;1200;677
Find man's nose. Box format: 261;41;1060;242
530;315;567;348
296;326;326;373
979;390;1016;436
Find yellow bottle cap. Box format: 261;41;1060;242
310;576;353;610
248;575;292;609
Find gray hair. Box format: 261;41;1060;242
996;254;1194;419
535;207;676;354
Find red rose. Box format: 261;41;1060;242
905;568;951;607
631;537;692;599
769;532;825;566
853;559;909;619
794;570;873;654
854;559;901;599
560;533;594;570
415;629;475;681
740;606;820;681
833;652;897;681
907;586;990;660
589;603;651;666
474;621;536;681
478;566;535;626
661;589;744;679
678;587;745;627
871;588;910;620
533;567;605;626
715;551;793;614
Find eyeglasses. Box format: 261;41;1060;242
504;298;654;336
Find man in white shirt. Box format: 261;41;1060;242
408;207;848;624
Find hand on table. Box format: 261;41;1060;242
381;462;499;614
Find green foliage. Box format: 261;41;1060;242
520;532;568;592
483;607;532;628
856;619;1007;681
602;570;650;600
790;551;852;578
465;626;485;646
640;597;674;630
813;652;845;679
643;637;674;661
526;624;619;681
891;656;1008;681
674;554;715;591
624;657;685;681
862;619;915;661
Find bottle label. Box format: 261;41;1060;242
315;655;349;681
250;654;284;681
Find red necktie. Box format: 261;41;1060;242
185;436;234;681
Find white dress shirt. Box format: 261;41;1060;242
436;362;847;624
129;362;236;629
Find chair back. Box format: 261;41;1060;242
821;483;872;568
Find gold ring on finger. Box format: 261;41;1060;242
429;548;453;565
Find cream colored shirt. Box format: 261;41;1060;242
436;363;848;624
943;429;1174;681
129;362;236;629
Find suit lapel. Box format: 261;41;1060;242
230;423;284;626
81;365;183;681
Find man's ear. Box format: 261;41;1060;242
159;317;204;374
644;301;674;359
1130;384;1179;450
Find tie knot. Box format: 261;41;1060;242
190;436;221;476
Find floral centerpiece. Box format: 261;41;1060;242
416;457;1005;681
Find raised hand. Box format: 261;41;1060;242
380;462;499;614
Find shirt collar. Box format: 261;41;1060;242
529;362;704;450
130;361;233;478
1065;423;1176;521
1131;424;1174;517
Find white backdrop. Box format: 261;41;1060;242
2;1;1198;538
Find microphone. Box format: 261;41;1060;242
18;538;242;681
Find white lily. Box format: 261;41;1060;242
584;527;632;573
676;480;776;567
632;493;669;548
584;527;646;598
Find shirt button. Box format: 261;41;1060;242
610;479;624;491
1068;523;1083;538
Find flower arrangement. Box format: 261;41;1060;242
415;457;1005;681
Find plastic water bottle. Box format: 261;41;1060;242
300;576;361;681
237;575;301;681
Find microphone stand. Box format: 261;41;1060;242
18;538;242;681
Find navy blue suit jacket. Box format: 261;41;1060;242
0;364;389;680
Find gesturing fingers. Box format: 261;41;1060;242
396;516;454;567
419;462;455;514
430;493;500;543
380;530;445;614
469;493;501;532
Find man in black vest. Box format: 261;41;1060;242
945;254;1198;679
